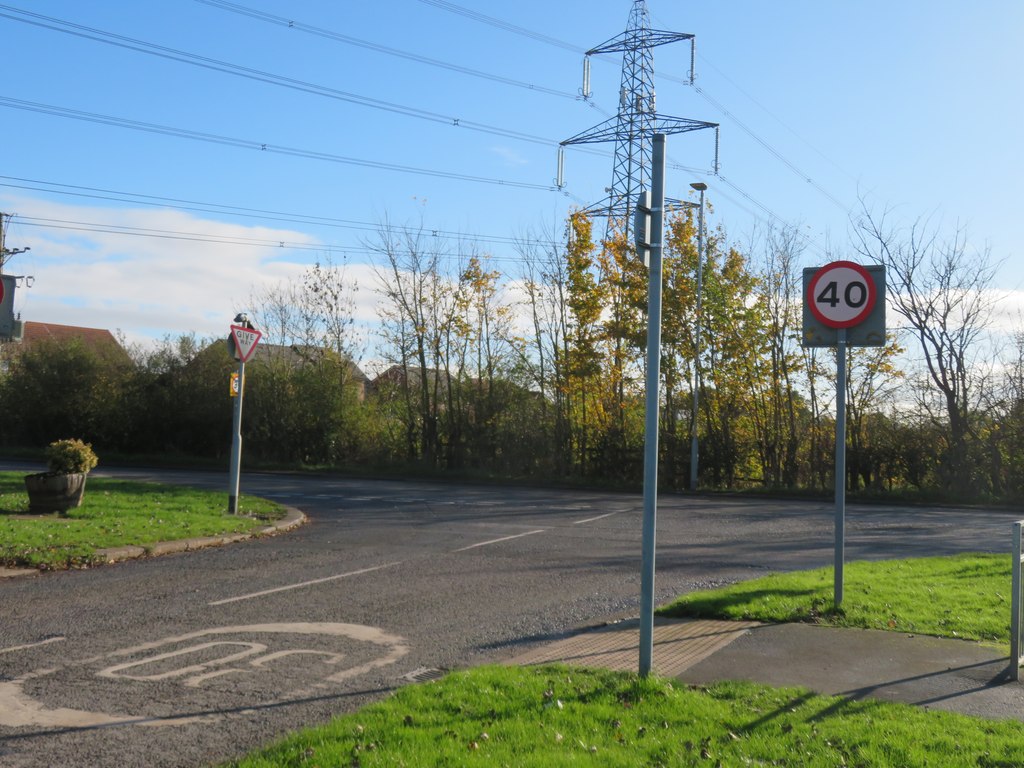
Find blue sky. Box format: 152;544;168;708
1;0;1022;349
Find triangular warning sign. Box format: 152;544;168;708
230;324;262;363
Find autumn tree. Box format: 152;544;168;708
562;211;607;474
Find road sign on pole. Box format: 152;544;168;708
802;261;886;609
229;324;262;363
227;317;260;514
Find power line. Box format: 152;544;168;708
415;0;585;54
694;53;859;184
0;97;556;192
0;175;565;249
194;0;581;101
0;4;559;148
12;215;544;267
691;86;850;214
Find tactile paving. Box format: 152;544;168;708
506;618;760;676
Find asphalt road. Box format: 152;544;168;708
1;466;1020;767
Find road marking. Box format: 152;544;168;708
0;637;65;655
0;622;409;729
454;529;545;552
573;512;617;525
208;562;402;606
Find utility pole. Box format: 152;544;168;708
0;213;31;273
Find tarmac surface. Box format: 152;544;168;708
5;504;1023;727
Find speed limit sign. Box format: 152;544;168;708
807;261;876;329
802;262;885;347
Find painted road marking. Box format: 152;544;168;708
0;622;409;729
208;562;402;606
454;529;545;552
0;637;65;655
573;512;618;525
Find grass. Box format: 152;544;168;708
658;553;1012;646
226;665;1024;768
0;471;285;569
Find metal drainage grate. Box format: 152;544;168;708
402;667;447;683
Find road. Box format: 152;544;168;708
1;466;1019;767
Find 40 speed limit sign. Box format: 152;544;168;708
802;261;886;347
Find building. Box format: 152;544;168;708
1;321;132;370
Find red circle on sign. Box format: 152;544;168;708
807;261;876;329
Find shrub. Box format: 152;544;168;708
45;439;99;475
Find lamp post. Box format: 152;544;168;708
689;182;707;492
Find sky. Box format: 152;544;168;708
2;0;1022;356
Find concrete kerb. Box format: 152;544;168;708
0;506;306;578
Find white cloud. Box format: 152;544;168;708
490;145;530;167
2;195;329;347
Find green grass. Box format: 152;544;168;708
658;554;1011;646
226;665;1024;768
0;471;285;569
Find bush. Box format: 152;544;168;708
45;439;99;475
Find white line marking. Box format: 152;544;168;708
573;512;617;525
208;563;402;606
0;637;65;655
454;529;545;552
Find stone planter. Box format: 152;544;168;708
24;472;88;514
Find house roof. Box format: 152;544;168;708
19;321;130;362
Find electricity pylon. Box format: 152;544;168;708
559;0;718;241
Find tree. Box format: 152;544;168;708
746;224;808;488
0;338;133;450
853;204;1001;496
247;256;366;466
562;211;607;474
371;219;452;466
514;220;572;474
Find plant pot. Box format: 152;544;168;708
24;472;87;514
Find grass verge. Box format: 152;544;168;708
0;471;285;569
658;553;1011;646
226;665;1024;767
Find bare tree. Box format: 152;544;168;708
852;202;1001;495
370;218;450;466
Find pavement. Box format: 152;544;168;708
5;507;1024;723
506;615;1024;722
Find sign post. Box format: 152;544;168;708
803;261;884;608
227;319;261;514
639;133;667;677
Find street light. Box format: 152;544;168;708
689;182;707;491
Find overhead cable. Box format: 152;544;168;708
0;175;564;249
0;97;555;191
194;0;580;101
0;4;558;148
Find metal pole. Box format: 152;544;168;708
834;328;848;608
228;359;245;514
639;133;667;677
689;186;705;491
1012;521;1022;681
